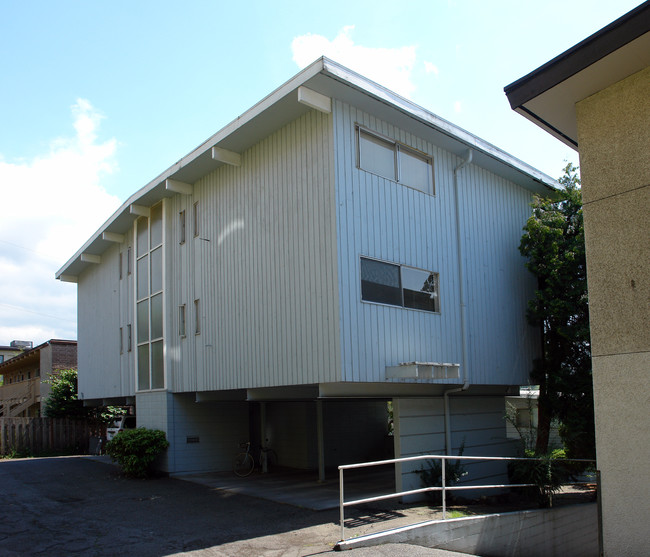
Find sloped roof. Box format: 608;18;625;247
504;1;650;148
57;57;557;280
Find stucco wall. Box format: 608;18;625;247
575;66;650;555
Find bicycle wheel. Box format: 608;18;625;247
233;452;255;477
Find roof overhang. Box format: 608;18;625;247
504;1;650;149
58;57;559;280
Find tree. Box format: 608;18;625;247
43;368;86;419
519;163;594;459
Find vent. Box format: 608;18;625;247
186;436;200;444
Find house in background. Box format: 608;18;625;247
0;340;77;417
0;340;31;365
505;3;649;554
57;58;556;492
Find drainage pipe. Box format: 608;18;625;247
445;149;473;455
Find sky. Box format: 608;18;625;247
0;0;642;346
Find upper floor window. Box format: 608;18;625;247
360;256;440;313
136;202;165;392
357;126;434;195
179;210;186;244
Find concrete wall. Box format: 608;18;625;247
339;503;598;556
575;66;650;555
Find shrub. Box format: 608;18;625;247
508;448;571;508
105;428;169;478
416;442;467;504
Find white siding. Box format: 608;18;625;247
166;109;340;392
393;397;517;496
78;241;134;399
332;100;538;386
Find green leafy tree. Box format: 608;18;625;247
519;163;594;459
43;369;86;418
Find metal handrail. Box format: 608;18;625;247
338;454;596;542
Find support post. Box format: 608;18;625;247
317;400;325;482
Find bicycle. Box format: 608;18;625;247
233;441;278;477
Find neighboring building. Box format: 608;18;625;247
57;58;556;491
505;3;650;554
0;340;31;365
0;340;77;417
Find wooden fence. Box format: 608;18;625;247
0;417;93;456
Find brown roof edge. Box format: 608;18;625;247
504;1;650;108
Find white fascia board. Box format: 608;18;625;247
58;274;78;283
321;58;558;193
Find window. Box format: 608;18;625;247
193;202;199;237
194;299;200;335
360;257;439;313
127;247;132;275
179;210;186;244
119;252;123;280
357;127;434;195
119;327;123;354
127;324;132;352
136;202;165;391
179;305;186;337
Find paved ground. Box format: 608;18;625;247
0;456;469;556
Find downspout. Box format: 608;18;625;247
444;149;473;455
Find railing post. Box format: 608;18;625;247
442;456;447;519
339;467;345;541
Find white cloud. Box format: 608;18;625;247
0;99;121;345
424;61;439;76
292;26;417;99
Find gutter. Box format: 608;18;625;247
444;149;473;455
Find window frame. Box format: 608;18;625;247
179;210;186;245
360;256;440;314
356;125;435;196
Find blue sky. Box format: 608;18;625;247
0;0;642;345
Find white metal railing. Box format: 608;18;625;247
338;454;596;542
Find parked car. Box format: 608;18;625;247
106;415;137;441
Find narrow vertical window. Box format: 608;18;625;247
179;210;186;244
127;324;132;352
194;299;200;334
193;202;199;237
179;305;186;337
119;327;124;354
119;252;123;280
127;247;132;275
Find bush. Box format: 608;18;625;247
105;428;169;478
508;448;571;508
416;442;467;504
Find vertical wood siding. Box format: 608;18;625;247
332;100;538;386
166;109;340;392
78;240;134;399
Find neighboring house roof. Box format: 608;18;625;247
504;1;650;149
56;57;558;282
0;339;77;374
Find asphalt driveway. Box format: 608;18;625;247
0;456;468;556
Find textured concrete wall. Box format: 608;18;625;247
576;66;650;556
339;503;598;556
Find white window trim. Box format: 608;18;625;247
356;125;435;196
359;255;441;314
